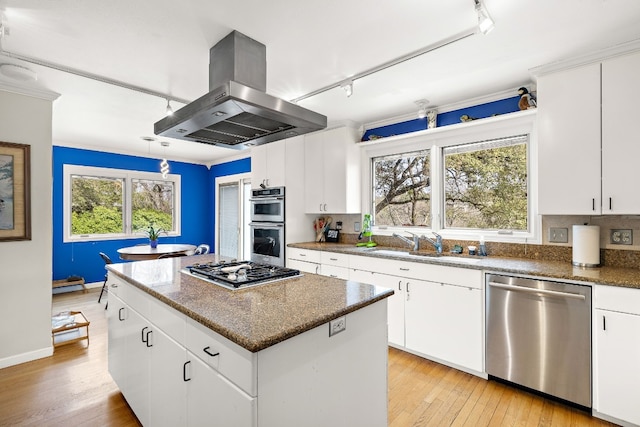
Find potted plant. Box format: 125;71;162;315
144;224;166;248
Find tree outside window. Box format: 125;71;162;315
372;135;528;232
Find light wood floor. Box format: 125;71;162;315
0;289;617;427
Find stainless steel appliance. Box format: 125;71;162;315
250;187;285;223
154;31;326;150
182;260;301;290
249;187;285;266
486;274;592;408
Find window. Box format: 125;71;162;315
373;150;431;227
215;173;251;260
443;135;528;231
63;165;181;242
367;112;536;241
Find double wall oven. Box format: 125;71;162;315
249;187;285;266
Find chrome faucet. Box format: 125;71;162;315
392;233;419;251
420;232;443;254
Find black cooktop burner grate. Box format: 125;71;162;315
183;260;301;289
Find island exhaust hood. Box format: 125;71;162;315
154;31;327;150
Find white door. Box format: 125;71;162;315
216;174;251;260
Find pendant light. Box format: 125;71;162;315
160;141;170;179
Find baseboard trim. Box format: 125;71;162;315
0;346;53;369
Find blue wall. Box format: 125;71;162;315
53;146;211;283
362;96;521;141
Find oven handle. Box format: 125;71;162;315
249;222;284;228
488;282;586;301
249;197;284;202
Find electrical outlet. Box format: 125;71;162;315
354;222;361;232
549;227;568;243
329;316;346;336
610;229;633;245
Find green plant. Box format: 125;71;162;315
142;223;166;240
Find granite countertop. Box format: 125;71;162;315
106;254;393;353
289;242;640;289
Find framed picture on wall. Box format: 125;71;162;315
0;141;31;241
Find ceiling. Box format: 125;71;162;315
0;0;639;165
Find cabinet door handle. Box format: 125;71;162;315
609;197;612;210
145;330;153;347
319;203;322;211
183;361;191;382
118;307;125;321
592;198;595;211
203;346;220;357
398;280;402;291
603;315;606;331
324;204;327;211
406;282;410;301
315;265;319;274
141;326;149;343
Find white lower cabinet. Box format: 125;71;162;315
593;285;640;426
405;280;483;372
186;353;256;427
108;277;255;427
349;254;484;374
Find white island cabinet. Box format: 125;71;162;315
593;285;640;426
106;267;389;427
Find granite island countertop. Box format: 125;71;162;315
106;254;393;353
289;242;640;289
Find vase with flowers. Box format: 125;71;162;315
144;224;166;248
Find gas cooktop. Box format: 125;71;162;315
182;260;301;290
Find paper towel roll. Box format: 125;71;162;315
572;225;600;267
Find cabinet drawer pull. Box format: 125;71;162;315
399;267;410;271
183;361;191;382
145;330;153;347
203;346;220;357
141;326;149;343
110;283;118;288
300;253;306;257
329;257;338;261
330;274;338;278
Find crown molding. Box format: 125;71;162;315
530;38;640;77
0;80;60;101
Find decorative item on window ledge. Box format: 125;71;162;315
159;141;170;179
426;109;437;129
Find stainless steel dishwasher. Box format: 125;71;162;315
485;274;592;408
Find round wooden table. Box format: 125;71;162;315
117;244;197;261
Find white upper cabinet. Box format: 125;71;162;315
538;50;640;215
601;51;640;214
537;63;602;214
251;139;286;189
304;126;361;214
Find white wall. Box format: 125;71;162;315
0;85;58;368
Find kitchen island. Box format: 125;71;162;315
105;254;392;427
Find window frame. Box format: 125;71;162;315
362;111;539;244
63;164;181;242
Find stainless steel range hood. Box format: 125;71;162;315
154;31;327;150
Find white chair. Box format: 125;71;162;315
194;244;210;255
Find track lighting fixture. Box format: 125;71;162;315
340;80;353;97
474;0;495;35
415;99;430;119
165;99;174;116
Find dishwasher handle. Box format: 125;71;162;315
488;282;586;301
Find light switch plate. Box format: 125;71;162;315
549;227;568;243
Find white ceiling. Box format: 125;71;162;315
0;0;639;165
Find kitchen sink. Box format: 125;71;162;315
369;249;426;259
364;248;484;263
